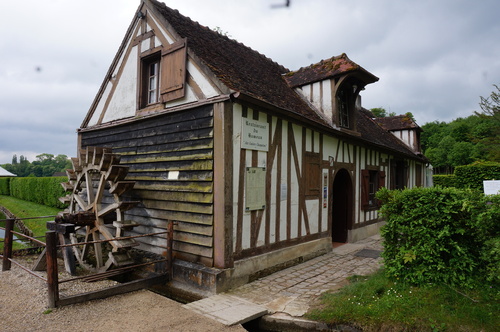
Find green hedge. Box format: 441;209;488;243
454;161;500;191
432;174;456;187
0;177;12;195
9;177;68;209
377;186;499;288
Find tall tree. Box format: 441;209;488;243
474;84;500;161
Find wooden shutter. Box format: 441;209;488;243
305;152;321;198
377;170;386;208
160;39;187;102
361;169;369;209
378;171;386;189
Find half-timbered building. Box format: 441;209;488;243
78;0;429;295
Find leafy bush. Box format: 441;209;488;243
454;161;500;191
0;177;12;195
479;195;500;284
377;186;498;288
432;174;456;187
9;177;68;209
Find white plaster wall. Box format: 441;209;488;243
87;83;112;126
187;61;219;98
102;49;138;123
391;129;416;151
311;81;322;112
306;200;319;234
150;14;175;44
322;79;333;115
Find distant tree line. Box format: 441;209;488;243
372;85;500;174
421;85;499;174
1;153;71;177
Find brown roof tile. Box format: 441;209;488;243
358;109;425;158
373;115;422;132
151;0;328;126
284;53;379;88
150;1;423;161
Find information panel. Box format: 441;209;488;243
483;180;500;195
245;167;266;211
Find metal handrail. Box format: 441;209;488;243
57;230;170;248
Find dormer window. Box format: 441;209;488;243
337;81;359;130
338;88;350;128
336;81;361;130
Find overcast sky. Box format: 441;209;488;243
1;0;499;165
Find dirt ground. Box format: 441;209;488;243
0;263;246;332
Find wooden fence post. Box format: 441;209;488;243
167;220;174;280
2;218;14;271
46;231;59;308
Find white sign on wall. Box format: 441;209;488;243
241;118;269;151
245;167;266;211
483;180;500;195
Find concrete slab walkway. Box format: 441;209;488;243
183;234;383;327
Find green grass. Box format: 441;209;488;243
0;195;62;251
306;269;499;332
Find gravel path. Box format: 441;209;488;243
0;259;246;332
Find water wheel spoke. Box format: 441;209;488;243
97;203;120;218
81;227;92;260
93;230;104;268
73;194;91;212
85;171;96;204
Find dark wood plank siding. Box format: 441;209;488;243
80;105;214;264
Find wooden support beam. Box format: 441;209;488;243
46;231;59;308
56;274;168;307
2;218;14;271
46;221;76;235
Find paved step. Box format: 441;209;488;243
183;294;268;326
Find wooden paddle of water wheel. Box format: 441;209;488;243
57;147;140;273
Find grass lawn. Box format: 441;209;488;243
306;269;499;332
0;195;62;251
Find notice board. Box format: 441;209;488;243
245;167;266;211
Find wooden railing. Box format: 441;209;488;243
1;218;174;308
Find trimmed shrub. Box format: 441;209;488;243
454;161;500;191
479;195;500;284
9;177;68;209
432;174;456;188
0;177;12;195
377;186;498;288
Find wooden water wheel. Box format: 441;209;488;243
58;147;139;273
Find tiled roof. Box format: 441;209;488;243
358;109;424;158
373;115;422;132
284;53;379;88
151;0;328;126
150;1;422;160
